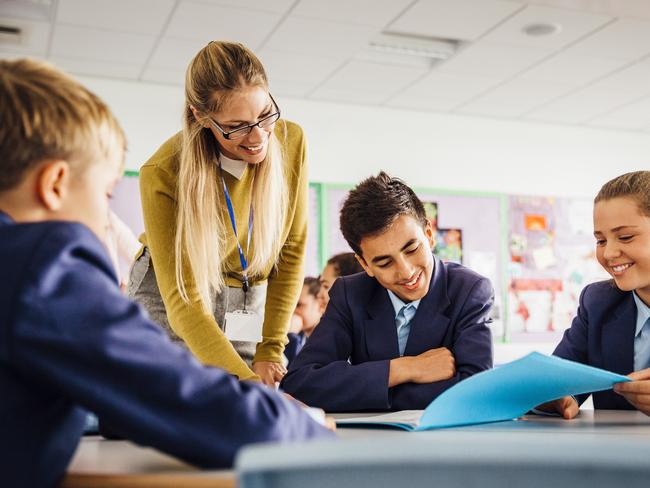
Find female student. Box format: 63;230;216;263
130;41;309;385
544;171;650;417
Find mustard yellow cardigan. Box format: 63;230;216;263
138;120;307;381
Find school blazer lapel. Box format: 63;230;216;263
364;283;400;360
404;255;451;356
601;292;636;375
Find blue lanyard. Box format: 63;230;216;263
219;166;253;293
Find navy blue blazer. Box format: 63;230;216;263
281;256;494;412
554;280;637;410
285;331;306;366
0;212;332;488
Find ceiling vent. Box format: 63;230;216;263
356;32;462;69
0;24;24;46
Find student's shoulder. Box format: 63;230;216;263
332;271;376;300
7;221;109;276
579;280;626;307
443;261;493;292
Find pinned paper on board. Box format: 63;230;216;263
434;228;463;264
532;245;556;270
525;214;547;231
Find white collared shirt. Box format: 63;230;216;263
219;154;247;180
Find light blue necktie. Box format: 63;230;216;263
635;317;650;371
396;303;416;357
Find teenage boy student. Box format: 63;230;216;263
281;172;494;412
0;59;333;488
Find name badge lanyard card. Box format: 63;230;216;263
219;165;253;311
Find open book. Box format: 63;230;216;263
335;352;630;431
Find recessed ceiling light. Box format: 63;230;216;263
522;23;562;37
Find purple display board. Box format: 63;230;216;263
325;186;504;337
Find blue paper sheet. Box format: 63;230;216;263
416;352;630;430
335;352;630;431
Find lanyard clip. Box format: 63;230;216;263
242;275;249;293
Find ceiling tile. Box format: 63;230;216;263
268;79;316;98
526;0;650;20
439;42;552;78
0;17;50;56
587;96;650;131
568;18;650;60
388;0;523;41
56;0;174;35
316;60;428;94
480;4;612;49
184;0;295;14
386;71;501;111
147;37;205;70
519;50;627;85
309;86;394;105
526;61;650;123
166;2;281;48
263;17;377;57
292;0;413;27
257;48;345;85
51;24;156;64
141;66;185;85
457;77;573;117
50;56;141;80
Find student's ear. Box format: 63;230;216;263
190;105;211;129
424;220;436;250
355;253;374;277
36;160;70;211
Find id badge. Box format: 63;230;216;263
224;310;263;343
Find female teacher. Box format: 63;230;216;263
129;41;308;385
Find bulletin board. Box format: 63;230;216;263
111;173;608;344
506;195;608;343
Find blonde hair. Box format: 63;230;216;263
0;58;125;191
595;171;650;218
176;41;288;311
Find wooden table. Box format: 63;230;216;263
61;436;235;488
62;410;650;487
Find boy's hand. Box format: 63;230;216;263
535;396;579;419
613;368;650;416
253;361;287;387
388;347;455;387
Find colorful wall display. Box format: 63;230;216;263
506;196;607;343
111;173;607;344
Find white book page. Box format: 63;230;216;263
334;410;424;428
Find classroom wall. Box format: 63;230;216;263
88;74;648;371
80;75;650;199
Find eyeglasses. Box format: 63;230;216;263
209;94;281;140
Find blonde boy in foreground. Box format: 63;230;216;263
0;59;332;488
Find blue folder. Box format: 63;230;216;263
335;352;630;431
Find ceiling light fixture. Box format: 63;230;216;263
369;32;461;60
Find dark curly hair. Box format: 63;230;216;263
340;171;427;256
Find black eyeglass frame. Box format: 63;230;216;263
209;94;281;140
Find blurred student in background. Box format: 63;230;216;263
286;277;323;365
318;252;363;307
